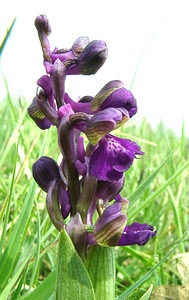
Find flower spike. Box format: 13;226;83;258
29;15;157;256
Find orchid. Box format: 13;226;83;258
28;14;157;300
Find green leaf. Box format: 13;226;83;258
86;245;115;300
56;228;96;300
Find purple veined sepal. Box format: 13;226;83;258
77;40;108;75
91;80;137;118
117;222;157;246
93;198;129;246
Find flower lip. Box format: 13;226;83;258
117;222;157;246
89;134;144;182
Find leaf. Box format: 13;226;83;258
86;245;115;300
56;228;96;300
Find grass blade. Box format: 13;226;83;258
0;17;16;56
0;179;37;291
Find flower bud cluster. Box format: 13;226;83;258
29;15;156;254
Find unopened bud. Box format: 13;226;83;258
32;156;60;192
35;14;51;36
35;15;52;62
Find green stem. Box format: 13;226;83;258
86;245;115;300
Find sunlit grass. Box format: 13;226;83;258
0;95;189;299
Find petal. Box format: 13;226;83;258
64;93;93;114
27;97;52;130
37;75;52;99
48;59;66;107
71;36;90;56
59;184;71;219
96;176;125;202
51;49;75;63
86;108;123;145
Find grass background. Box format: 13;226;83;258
1;16;189;300
0;93;188;299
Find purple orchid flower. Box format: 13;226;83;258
92;199;156;247
89;134;144;181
